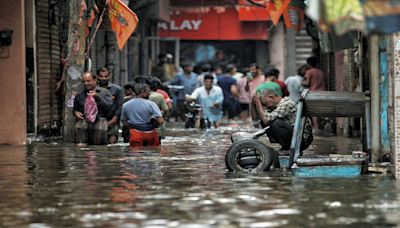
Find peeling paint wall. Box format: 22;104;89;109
0;0;26;144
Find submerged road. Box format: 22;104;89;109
0;124;399;227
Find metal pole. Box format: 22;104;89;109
357;32;364;148
369;35;381;163
365;96;371;159
175;39;180;68
358;32;364;91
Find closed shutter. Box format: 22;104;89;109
36;0;62;133
295;29;313;69
344;48;361;93
320;52;335;91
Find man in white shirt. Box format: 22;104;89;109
285;64;309;102
188;74;224;128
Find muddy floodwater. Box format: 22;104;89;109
1;125;400;227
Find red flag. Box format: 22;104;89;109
108;0;139;50
284;5;304;32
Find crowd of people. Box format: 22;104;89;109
72;55;326;151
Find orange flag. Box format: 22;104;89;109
268;0;291;25
108;0;139;50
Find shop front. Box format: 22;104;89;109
157;6;271;72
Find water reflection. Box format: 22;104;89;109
0;128;399;227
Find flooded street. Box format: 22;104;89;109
1;125;400;227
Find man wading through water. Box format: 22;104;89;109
97;67;124;144
73;72;113;145
187;74;224;128
120;83;164;147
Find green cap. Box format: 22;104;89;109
255;82;282;96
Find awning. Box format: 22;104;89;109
158;7;270;40
237;0;270;21
306;0;400;35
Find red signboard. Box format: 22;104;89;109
237;6;271;21
158;7;269;40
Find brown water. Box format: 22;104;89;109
1;126;399;227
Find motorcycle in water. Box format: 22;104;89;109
183;101;209;129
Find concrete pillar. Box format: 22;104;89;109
63;0;88;143
285;28;296;78
392;32;400;179
0;0;26;144
255;41;269;74
269;22;285;78
369;35;381;163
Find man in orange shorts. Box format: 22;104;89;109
120;83;164;146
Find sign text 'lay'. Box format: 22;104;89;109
158;20;202;31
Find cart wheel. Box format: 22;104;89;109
225;139;273;172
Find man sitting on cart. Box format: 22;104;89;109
251;82;313;153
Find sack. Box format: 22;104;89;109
84;94;98;123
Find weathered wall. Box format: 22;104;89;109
392;32;400;179
0;0;26;144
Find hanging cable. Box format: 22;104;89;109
85;2;108;57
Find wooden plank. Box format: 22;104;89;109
368;162;391;174
303;91;368;117
296;156;366;166
294;166;362;177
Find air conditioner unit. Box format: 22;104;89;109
147;0;170;22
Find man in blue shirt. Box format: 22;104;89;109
169;61;198;122
217;64;239;120
121;83;164;146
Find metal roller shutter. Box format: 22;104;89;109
320;52;335;91
35;0;62;134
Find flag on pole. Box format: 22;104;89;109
108;0;139;50
268;0;291;25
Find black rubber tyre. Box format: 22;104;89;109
225;139;273;172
